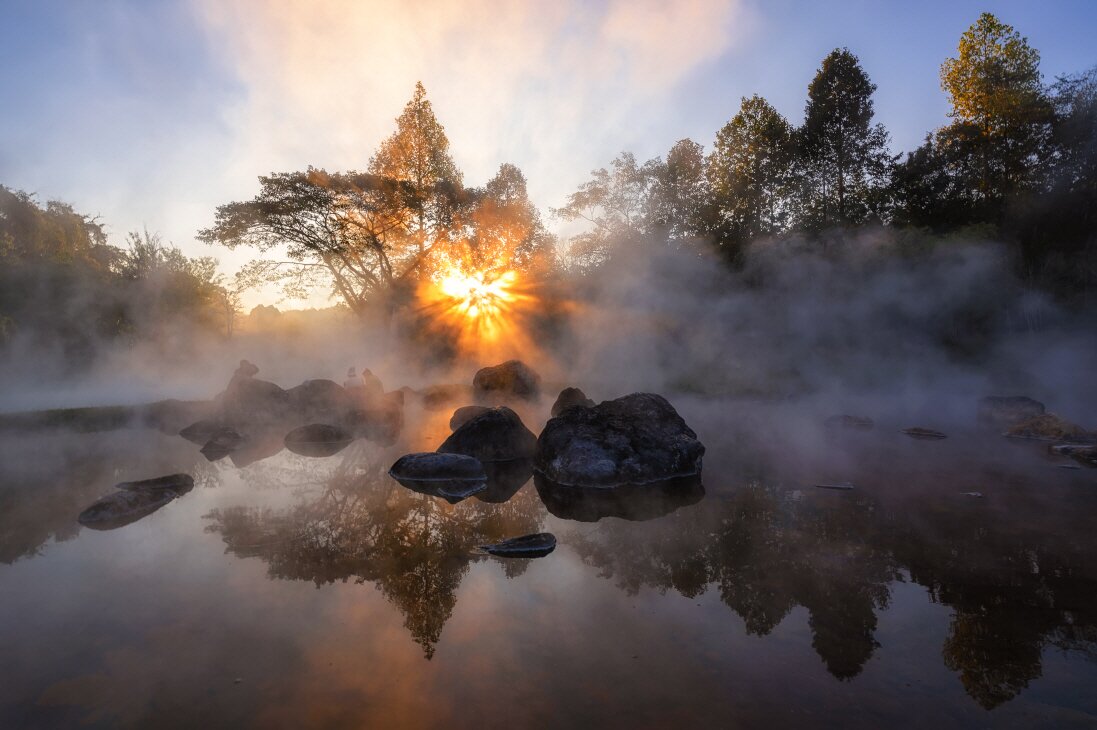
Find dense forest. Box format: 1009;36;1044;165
2;12;1094;366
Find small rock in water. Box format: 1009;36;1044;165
390;452;487;482
479;533;557;558
284;423;353;457
551;387;595;417
814;481;855;491
449;405;491;432
1005;414;1095;443
78;489;176;530
439;407;537;462
902;427;948;440
115;473;194;496
825;415;875;430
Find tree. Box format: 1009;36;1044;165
707;96;796;258
799;49;893;229
464;163;556;274
939;13;1052;206
369;82;465;259
650;138;711;244
554;151;661;268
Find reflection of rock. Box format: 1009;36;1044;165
550;387;595;417
902;427;947;440
536;393;705;487
439;407;537;462
977;396;1045;428
390;452;486;481
229;431;286;468
473;360;541;402
77;489;176;530
478;458;534;503
396;478;487;504
480;532;556;558
534;473;705;522
284;424;354;457
115;473;193;496
1006;413;1095;443
200;428;246;461
449;405;490;432
825;415;874;430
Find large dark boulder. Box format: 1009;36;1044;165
286;379;357;423
218;377;292;426
115;474;194;496
978;395;1045;428
473;360;541;402
551;387;595;417
536;393;704;488
438;406;538;462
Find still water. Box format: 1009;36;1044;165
1;396;1095;728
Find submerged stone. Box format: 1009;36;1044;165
439;407;537;462
78;489;176;531
473;360;541;403
284;423;354;457
480;533;557;558
390;452;487;482
536;392;705;488
550;387;595;417
115;473;194;496
902;427;948;440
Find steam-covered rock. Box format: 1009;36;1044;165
218;376;292;426
284;423;354;457
978;395;1046;427
551;387;595;417
450;405;491;432
419;384;473;411
200;427;246;461
285;379;357;423
1006;414;1095;443
473;360;541;402
438;406;538;462
347;391;404;445
536;393;705;488
179;419;224;445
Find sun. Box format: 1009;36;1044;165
419;264;536;356
437;269;516;321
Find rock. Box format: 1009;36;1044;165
284;423;354;457
902;427;948;440
550;387;595;417
1049;443;1097;467
78;489;176;531
814;482;855;490
200;428;246;461
419;384;472;411
978;395;1045;427
228;432;285;468
1006;413;1095;443
825;415;874;430
479;533;557;558
534;473;705;522
218;376;292;426
450;405;491;432
347;391;404;445
473;360;541;402
179;419;224;445
285;380;357;423
477;458;534;503
438;407;538;462
536;393;705;488
115;473;194;496
389;452;487;482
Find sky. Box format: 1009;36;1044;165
2;0;1095;307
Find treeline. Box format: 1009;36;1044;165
0;187;238;360
557;13;1097;297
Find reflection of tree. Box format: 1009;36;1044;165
204;446;544;658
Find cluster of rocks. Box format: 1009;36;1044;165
178;360;403;466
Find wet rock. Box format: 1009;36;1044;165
473;360;541;402
450;405;491;432
218;376;292;426
902;427;948;440
285;379;357;423
1006;414;1095;443
978;395;1045;428
535;473;705;522
115;473;194;496
78;489;176;530
389;452;487;482
438;407;538;462
200;428;246;461
825;415;874;430
478;458;534;503
536;393;705;488
551;387;595;417
284;423;354;457
480;533;557;558
179;419;224;445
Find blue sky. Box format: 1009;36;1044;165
2;0;1095;305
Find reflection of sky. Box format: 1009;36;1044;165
3;1;1096;306
2;406;1097;726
